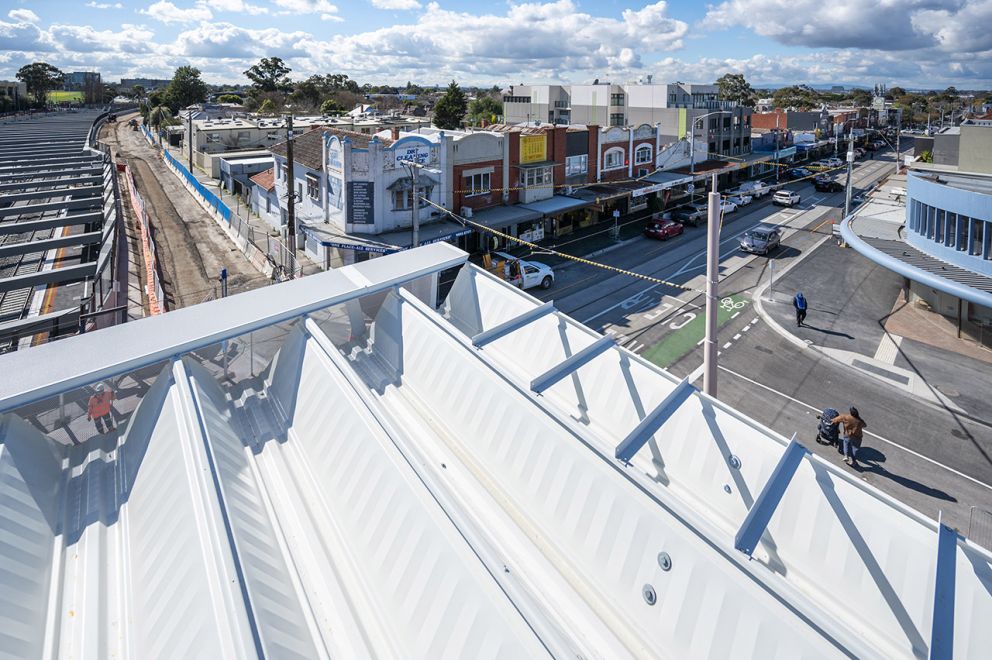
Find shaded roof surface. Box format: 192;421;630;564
248;167;274;191
0;243;990;659
270;127;394;170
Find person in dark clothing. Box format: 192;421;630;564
832;407;867;468
793;292;808;327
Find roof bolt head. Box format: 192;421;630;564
642;584;657;606
657;552;672;571
724;484;733;494
728;454;741;470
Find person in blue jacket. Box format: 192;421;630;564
793;291;808;327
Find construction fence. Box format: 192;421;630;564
118;161;165;315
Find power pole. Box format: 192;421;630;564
286;114;296;256
187;111;193;172
844;129;855;219
774;113;781;182
410;163;420;248
703;173;720;398
894;118;901;177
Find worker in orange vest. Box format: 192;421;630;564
87;383;116;434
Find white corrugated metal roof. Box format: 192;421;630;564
1;243;990;659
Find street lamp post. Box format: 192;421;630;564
844;129;855;220
703;172;720;397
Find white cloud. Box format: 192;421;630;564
321;13;344;21
211;0;269;15
172;21;310;59
272;0;339;15
0;18;52;52
8;9;40;23
140;1;212;24
370;0;422;10
85;2;125;9
50;23;156;54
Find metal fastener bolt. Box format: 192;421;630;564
724;484;732;493
657;552;672;571
642;584;657;606
728;454;741;470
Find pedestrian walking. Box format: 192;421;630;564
793;291;808;327
87;383;116;434
832;407;867;468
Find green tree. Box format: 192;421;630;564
888;86;906;99
258;98;277;115
216;94;243;104
771;85;819;110
148;105;173;131
320;98;344;115
715;73;756;107
466;95;503;125
244;57;292;94
16;62;64;106
849;89;872;107
131;84;145;100
433;80;468;130
165;66;207;111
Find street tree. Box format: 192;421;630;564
320;98;345;115
258;98;277;115
131;84;146;100
244;57;293;94
466;95;503;125
771;85;819;110
16;62;64;106
715;73;756;107
849;89;873;107
433;80;468;130
148;105;173;132
165;66;208;111
216;94;243;104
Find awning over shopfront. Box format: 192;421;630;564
632;171;693;197
519;195;591;216
359;218;472;249
386;174;437;191
469;204;541;230
303;218;472;253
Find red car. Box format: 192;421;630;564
644;220;684;240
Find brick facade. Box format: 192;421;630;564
453;158;504;212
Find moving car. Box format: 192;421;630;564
739;224;782;255
674;205;707;226
720;200;738;214
814;178;844;193
643;220;684;241
727;194;753;207
492;251;555;290
739;181;771;198
785;168;812;180
772;190;801;206
823;157;843;168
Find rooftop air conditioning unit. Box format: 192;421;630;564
460;206;474;218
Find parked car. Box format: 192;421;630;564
851;191;869;206
719;200;738;214
809;160;828;169
814;178;844;193
492;252;555;290
822;157;843;168
785;168;812;180
727;194;753;207
739;181;771;198
674;205;707;226
854;147;866;158
739;224;782;255
644;220;685;241
772;190;802;206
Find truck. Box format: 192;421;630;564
738;180;771;198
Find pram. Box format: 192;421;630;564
815;407;840;445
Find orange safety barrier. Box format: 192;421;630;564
120;163;164;315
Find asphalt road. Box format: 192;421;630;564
532;149;992;539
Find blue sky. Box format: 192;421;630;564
2;1;991;88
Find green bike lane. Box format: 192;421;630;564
639;293;750;368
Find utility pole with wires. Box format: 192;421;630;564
285;114;296;259
187;111;193;173
843;128;855;219
703;172;720;398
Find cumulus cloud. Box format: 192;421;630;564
173;21;310;59
140;1;212;24
50;23;156;54
0;18;52;52
211;0;269;15
85;2;124;8
8;9;40;23
272;0;339;14
371;0;422;9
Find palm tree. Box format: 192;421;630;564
148;105;173;140
131;84;145;101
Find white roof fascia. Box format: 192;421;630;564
0;242;467;413
443;264;992;659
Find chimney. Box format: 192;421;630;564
391;126;401;141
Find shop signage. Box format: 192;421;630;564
520;135;547;164
347;181;374;224
394;144;431;166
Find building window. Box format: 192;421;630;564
970;218;983;256
722;139;731;152
206;133;220;143
935;208;945;243
238;131;250;140
603;147;625;170
957;213;969;251
565;154;587;176
279;164;288;180
266;131;279;140
306;173;320;200
610;93;625;106
634;145;652;165
523;166;552;188
465;171;491;196
393;189;413;210
609;113;625;127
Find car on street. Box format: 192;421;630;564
851;191;869;206
739;224;782;255
720;200;738;214
854;147;865;158
814;178;844;193
674;205;707;226
739;181;771;198
492;251;555;290
643;220;684;241
772;190;801;206
810;160;828;169
785;168;812;180
823;157;843;168
727;194;753;207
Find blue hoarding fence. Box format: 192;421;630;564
163;149;232;222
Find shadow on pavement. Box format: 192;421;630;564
799;323;854;339
853;446;958;502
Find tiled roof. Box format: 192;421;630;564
248;167;274;191
269;127;394;170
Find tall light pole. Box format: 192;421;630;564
843;129;855;219
703;172;720;397
187;110;193;172
689;110;730;205
286;114;296;258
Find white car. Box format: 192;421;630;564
493;252;555;290
824;157;843;167
772;190;801;207
739;181;771;198
720;200;738;214
727;194;753;207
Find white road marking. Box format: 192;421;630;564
873;333;903;365
723;341;732;349
733;333;741;340
718;365;992;493
696;338;705;346
731;311;740;319
742;324;751;332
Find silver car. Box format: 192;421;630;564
739;225;781;255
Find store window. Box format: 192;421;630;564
523;166;551;188
465;171;491;196
634;145;652;165
610;93;625;106
604;147;625;170
565;154;587;176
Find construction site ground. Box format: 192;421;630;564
100;114;269;309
